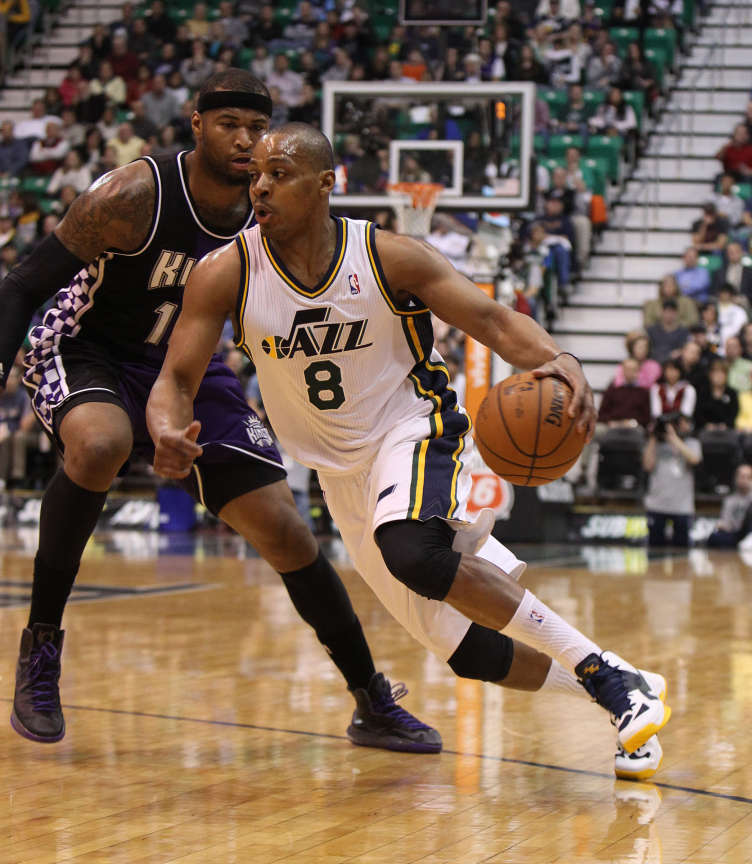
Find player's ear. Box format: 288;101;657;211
190;110;202;140
319;169;336;196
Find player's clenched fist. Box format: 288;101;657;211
153;420;203;479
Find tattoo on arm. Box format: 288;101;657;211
55;162;156;262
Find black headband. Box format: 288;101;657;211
197;90;273;117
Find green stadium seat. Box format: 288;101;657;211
540;89;569;122
644;28;676;70
542;157;565;174
682;0;696;28
643;47;667;90
733;182;752;201
608;27;639;59
534;133;548;154
698;254;723;272
548;134;584;158
586;135;622;182
583;88;606;118
580;157;607;196
21;176;50;195
235;47;253;68
623;90;645;130
592;0;615;18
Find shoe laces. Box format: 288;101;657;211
372;681;430;731
585;664;632;718
27;641;61;713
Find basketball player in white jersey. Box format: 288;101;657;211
146;124;670;780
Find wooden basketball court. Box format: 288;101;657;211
1;528;751;863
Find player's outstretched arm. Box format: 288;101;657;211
375;230;596;437
0;160;155;388
146;242;240;479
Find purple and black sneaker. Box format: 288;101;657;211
11;623;66;743
347;672;442;754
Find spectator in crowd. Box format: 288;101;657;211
674;245;711;303
644;274;698;328
643;412;702;547
0;120;28;176
712;241;752;301
141;72;180;129
0;366;37;491
129;17;158;61
14;98;60;141
717;283;749;352
321;47;352;83
59;107;85;150
47;149;92;195
513;42;548;83
426;214;472;277
694;358;739;430
107;121;145;167
712;172;746;229
150;123;181;159
678;338;709;392
180;38;215;90
97;102;120;143
692;202;729;255
589;86;637;141
619;42;657;108
723;335;752;393
599;356;652;429
78;125;104;173
547;166;591;272
110;1;136;39
740;321;752;358
266;53;303;108
146;0;177;45
700;302;722;351
545;29;581;90
253;4;283;45
707;464;752;547
186;1;211;40
109;32;140;84
128;99;159;144
166;69;190;106
88;22;113;63
58;63;84;108
585;40;621;89
126;62;153;105
650;358;697;419
716;123;752;180
90;59;127;106
28;121;69;175
647;299;690;364
614;330;662;387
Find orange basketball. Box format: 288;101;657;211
474;372;586;487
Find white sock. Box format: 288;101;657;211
501;589;601;675
540;659;588;699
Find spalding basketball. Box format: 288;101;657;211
474;372;586;486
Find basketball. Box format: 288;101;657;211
474;372;586;487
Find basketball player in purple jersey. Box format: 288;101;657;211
0;70;440;753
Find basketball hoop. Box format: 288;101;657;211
387;182;443;237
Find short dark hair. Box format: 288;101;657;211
271;122;335;172
662;298;678;310
197;67;269;103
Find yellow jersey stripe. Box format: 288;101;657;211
234;233;251;351
410;438;430;520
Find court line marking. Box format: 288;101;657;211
3;698;750;806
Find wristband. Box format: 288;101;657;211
553;351;582;367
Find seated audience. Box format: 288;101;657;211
712;242;752;302
712;172;746;228
647;299;690;364
650;358;697;419
694;359;739;430
707;464;752;547
674;246;711;303
717;284;749;352
724;335;752;393
643;274;698;328
614;330;662;387
716;123;752;180
691;202;729;255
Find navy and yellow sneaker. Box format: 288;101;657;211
11;623;66;743
576;651;671;754
615;735;664;781
347;673;442;754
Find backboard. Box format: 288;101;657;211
322;80;537;213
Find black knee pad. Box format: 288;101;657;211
374;517;461;601
448;623;515;682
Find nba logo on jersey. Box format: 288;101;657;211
348;273;361;295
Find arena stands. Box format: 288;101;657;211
0;0;750;518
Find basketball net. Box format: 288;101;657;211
387;182;443;237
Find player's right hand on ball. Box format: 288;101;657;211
153;420;203;478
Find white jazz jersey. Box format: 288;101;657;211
234;216;469;477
